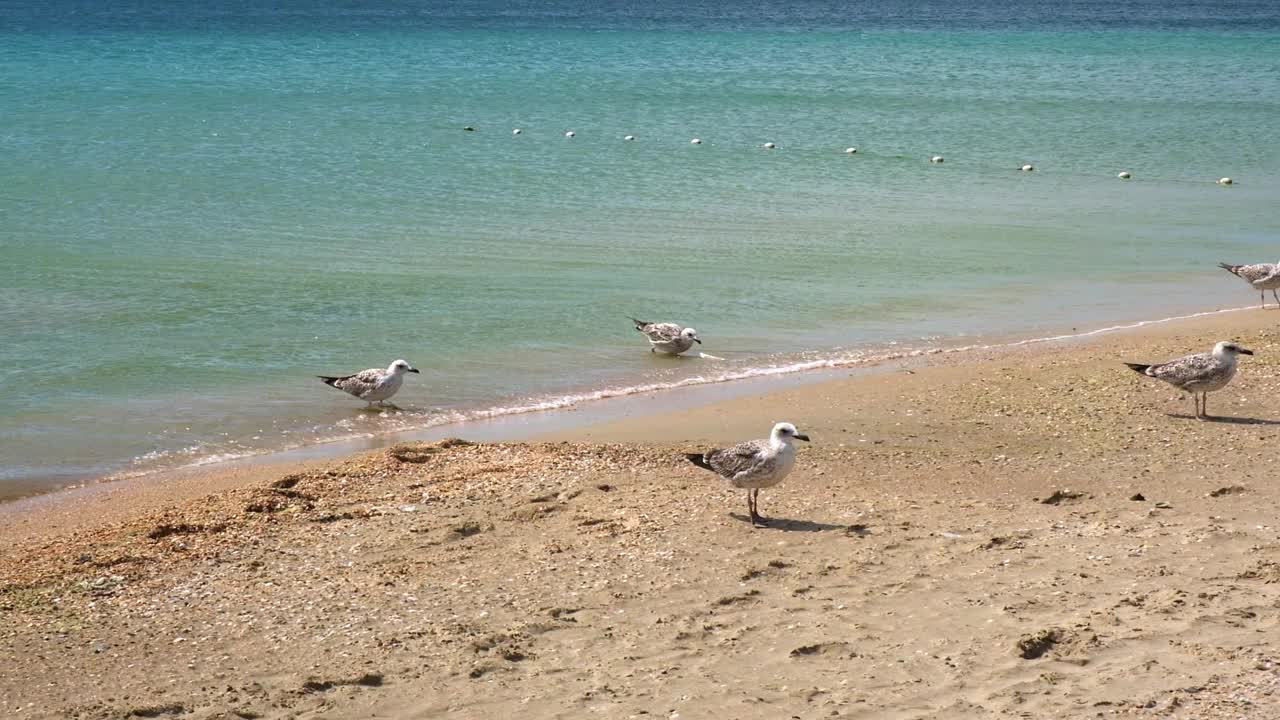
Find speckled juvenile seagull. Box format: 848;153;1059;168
319;359;419;407
1219;261;1280;308
1124;341;1252;419
685;422;810;527
630;317;701;355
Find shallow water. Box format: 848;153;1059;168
2;0;1279;494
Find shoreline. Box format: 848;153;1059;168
1;300;1260;512
0;300;1266;545
5;300;1280;718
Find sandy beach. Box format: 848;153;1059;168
4;309;1280;719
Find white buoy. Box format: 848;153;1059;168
763;142;776;150
624;135;635;141
565;130;575;138
512;128;522;135
1117;171;1131;179
690;138;702;145
1218;177;1233;185
844;147;858;154
1021;164;1034;172
930;155;944;164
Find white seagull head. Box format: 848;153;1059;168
771;422;810;443
681;327;702;344
1213;341;1253;359
388;359;421;374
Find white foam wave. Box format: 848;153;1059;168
117;304;1253;481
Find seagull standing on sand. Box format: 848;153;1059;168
1218;261;1280;308
630;317;701;355
319;359;420;407
1124;341;1253;419
685;422;810;527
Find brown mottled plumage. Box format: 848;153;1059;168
1124;341;1252;419
1219;261;1280;308
319;359;419;406
685;422;810;527
630;317;701;355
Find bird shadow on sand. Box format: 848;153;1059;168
1166;413;1280;425
729;513;848;532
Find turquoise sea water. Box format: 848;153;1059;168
2;1;1279;497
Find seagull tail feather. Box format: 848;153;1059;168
684;453;713;471
1123;362;1152;375
1218;262;1242;276
318;376;342;388
627;315;650;330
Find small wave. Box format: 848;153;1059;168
117;303;1251;482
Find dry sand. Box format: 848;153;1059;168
3;310;1280;719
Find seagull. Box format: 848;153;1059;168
1219;261;1280;308
319;359;419;407
685;422;810;527
629;317;701;355
1124;341;1253;419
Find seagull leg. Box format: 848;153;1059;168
751;488;768;527
1262;290;1267;309
1202;393;1209;419
1272;289;1278;307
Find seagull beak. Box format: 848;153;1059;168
794;433;810;442
1240;349;1254;356
694;338;702;344
409;368;421;373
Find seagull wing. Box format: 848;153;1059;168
1146;353;1218;390
320;368;386;398
1256;265;1280;284
1228;263;1279;285
705;439;769;480
639;322;684;343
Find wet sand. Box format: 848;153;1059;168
3;309;1280;718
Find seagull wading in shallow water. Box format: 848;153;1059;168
1218;261;1280;309
319;359;419;407
1124;341;1252;419
685;422;810;527
629;317;701;355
